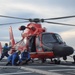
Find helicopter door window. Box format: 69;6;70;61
36;36;41;46
36;36;43;51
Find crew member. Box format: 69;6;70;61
20;49;31;65
6;50;21;66
0;43;11;61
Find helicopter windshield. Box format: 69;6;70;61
42;33;63;44
55;34;63;43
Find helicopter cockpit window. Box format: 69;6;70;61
42;33;57;44
55;34;63;43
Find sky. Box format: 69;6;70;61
0;0;75;51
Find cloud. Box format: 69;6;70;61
0;0;75;51
61;29;75;39
60;29;75;49
0;0;69;17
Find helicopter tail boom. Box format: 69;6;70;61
9;26;15;47
9;26;16;54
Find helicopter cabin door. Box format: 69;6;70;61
35;35;43;52
28;35;36;52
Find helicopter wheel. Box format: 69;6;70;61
72;55;75;64
54;59;60;64
63;56;67;60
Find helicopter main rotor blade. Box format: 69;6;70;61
0;15;29;20
0;21;29;25
44;15;75;20
44;21;75;26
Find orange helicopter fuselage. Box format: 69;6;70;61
20;23;55;59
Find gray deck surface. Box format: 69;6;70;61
0;59;75;75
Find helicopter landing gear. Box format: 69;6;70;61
73;55;75;64
54;59;60;64
50;58;53;62
31;58;34;63
63;56;67;60
54;58;61;64
41;59;46;63
39;58;46;63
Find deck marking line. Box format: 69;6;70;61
0;72;32;75
0;66;21;69
48;68;75;71
21;66;62;75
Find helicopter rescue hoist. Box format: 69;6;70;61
0;15;75;64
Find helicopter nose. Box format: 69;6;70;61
53;46;74;57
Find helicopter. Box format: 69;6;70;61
0;15;75;64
